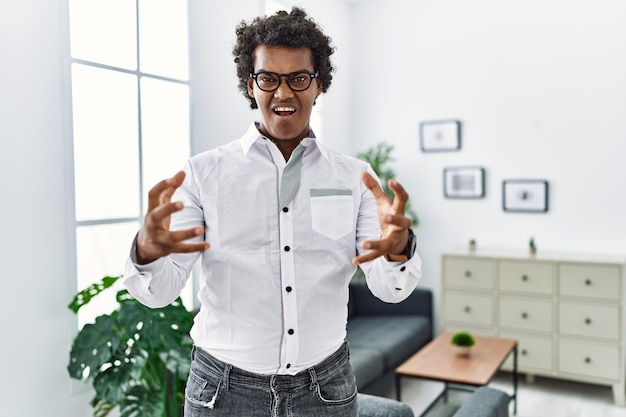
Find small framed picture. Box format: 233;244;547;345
503;180;549;212
444;166;485;198
420;119;461;152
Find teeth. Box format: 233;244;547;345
274;107;295;112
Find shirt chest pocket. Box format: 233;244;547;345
310;189;354;240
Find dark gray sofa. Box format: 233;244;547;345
358;393;415;417
453;387;510;417
356;386;509;417
347;282;433;395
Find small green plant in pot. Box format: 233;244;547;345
451;331;475;357
67;276;194;417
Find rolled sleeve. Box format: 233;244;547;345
123;256;183;308
362;253;422;303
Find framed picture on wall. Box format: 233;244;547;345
502;180;549;212
443;166;485;198
420;119;461;152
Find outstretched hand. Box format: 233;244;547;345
352;172;412;265
135;171;210;264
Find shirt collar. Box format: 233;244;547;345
239;122;329;161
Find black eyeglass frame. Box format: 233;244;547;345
249;70;319;92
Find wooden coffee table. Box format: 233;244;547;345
395;332;518;416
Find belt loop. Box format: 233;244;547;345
223;363;232;391
308;368;318;391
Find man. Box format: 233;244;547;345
124;7;421;417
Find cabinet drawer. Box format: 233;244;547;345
558;339;620;380
559;264;620;300
501;332;552;372
499;261;554;295
444;292;493;327
559;302;620;340
444;257;495;290
499;297;552;333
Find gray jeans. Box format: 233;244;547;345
184;342;358;417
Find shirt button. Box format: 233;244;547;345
286;286;292;292
288;329;294;335
272;378;277;388
282;207;289;213
286;363;291;369
400;266;406;272
284;246;291;252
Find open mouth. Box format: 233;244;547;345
273;106;296;116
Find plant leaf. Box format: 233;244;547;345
68;314;121;380
119;384;167;417
90;396;118;417
69;276;121;314
159;345;192;381
116;294;193;354
93;351;148;404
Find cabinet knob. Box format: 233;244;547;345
521;312;528;319
521;349;528;356
521;275;528;282
464;306;471;313
585;318;592;325
465;270;472;278
585;279;592;286
584;357;591;364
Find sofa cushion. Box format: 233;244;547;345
349;346;385;390
357;393;415;417
347;315;430;368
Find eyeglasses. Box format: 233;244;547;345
250;70;319;92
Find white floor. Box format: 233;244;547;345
389;372;626;417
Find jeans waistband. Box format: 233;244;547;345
192;342;350;390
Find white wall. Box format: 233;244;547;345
0;0;94;415
348;0;626;329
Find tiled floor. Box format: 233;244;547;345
390;371;626;417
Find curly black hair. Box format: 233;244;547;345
232;7;335;109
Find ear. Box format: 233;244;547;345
247;77;255;98
316;79;323;94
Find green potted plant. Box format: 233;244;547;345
357;142;419;228
67;276;194;417
451;331;475;356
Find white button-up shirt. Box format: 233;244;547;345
124;123;421;375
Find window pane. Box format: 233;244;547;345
139;0;189;80
76;222;140;327
69;0;137;69
72;64;140;221
140;77;190;206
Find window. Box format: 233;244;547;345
68;0;192;327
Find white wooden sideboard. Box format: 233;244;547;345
440;249;626;405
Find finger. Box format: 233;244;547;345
168;226;206;244
146;201;185;226
382;213;412;230
388;178;408;214
352;238;391;264
361;172;388;201
146;171;186;212
169;241;211;254
352;249;383;265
